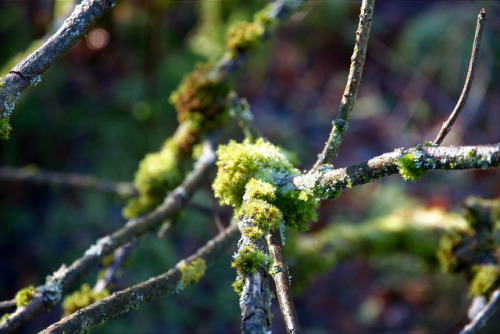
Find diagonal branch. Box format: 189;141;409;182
0;166;138;197
460;289;500;334
39;224;240;334
433;9;487;146
0;0;118;119
0;140;215;334
311;0;375;172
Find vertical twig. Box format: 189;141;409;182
433;9;486;146
311;0;375;172
267;230;301;334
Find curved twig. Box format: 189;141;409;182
433;9;487;146
0;166;138;197
39;224;240;334
460;290;500;334
311;0;375;171
0;0;118;118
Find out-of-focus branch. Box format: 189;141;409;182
311;0;375;171
228;91;264;140
0;300;16;314
433;9;486;146
267;230;301;334
0;140;215;334
39;224;240;334
295;143;500;200
460;290;500;334
0;166;138;197
0;0;118;119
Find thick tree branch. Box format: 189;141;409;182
311;0;375;171
295;143;500;200
39;224;240;334
0;166;137;197
433;9;486;146
0;140;215;334
267;230;301;334
460;290;500;334
0;0;118;118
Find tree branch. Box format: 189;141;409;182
267;230;301;334
0;0;118;119
311;0;375;171
0;166;137;197
433;9;486;146
460;289;500;334
0;300;16;314
39;224;240;334
295;143;500;200
0;140;215;333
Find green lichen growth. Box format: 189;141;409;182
396;153;427;182
237;199;282;232
0;117;12;140
212;139;318;230
179;258;207;286
0;313;9;324
469;264;500;296
232;246;268;274
15;285;37;307
242;226;264;242
226;22;265;55
169;63;230;129
62;284;109;317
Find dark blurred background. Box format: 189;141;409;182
1;0;499;332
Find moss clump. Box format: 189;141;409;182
0;313;9;324
169;63;230;129
237;199;282;232
242;226;265;242
15;285;37;307
212;139;318;230
232;246;268;274
469;264;500;296
179;258;207;286
62;284;109;317
232;277;244;296
0;117;12;140
436;229;472;273
226;22;265;54
396;153;427;182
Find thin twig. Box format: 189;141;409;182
267;230;301;334
228;91;264;140
0;300;16;314
0;0;118;118
0;140;215;334
433;9;486;146
311;0;375;172
39;224;240;334
295;143;500;200
0;166;138;197
460;290;500;334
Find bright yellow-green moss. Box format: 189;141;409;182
253;4;278;29
469;264;500;296
62;284;109;317
238;199;282;232
396;153;427;182
15;285;37;307
179;258;207;286
244;179;276;202
0;313;9;324
242;226;265;242
226;22;265;54
232;277;244;296
232;246;268;274
169;63;230;129
0;117;12;140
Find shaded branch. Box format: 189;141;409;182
267;229;301;334
228;91;264;140
311;0;375;171
0;300;16;314
0;0;118;118
0;166;137;197
93;241;137;293
433;9;486;146
39;224;240;334
460;289;500;334
0;140;215;334
295;143;500;200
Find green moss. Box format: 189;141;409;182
242;226;264;242
62;284;109;317
424;141;433;146
226;22;264;55
15;285;37;307
179;258;207;286
396;153;427;182
437;230;464;273
0;117;12;140
468;149;476;157
232;246;268;274
244;179;276;202
237;199;282;232
469;264;500;296
0;313;9;324
232;277;244;296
